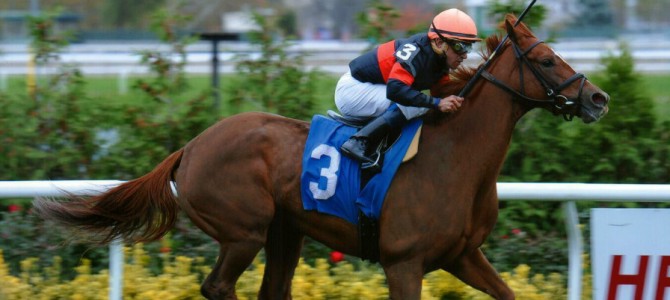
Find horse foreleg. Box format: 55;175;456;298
201;241;265;300
444;248;515;300
258;217;304;300
383;258;424;300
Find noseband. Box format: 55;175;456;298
479;40;587;121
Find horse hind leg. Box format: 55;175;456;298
201;240;265;300
258;216;304;299
383;258;425;300
444;248;515;300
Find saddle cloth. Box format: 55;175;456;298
300;114;422;224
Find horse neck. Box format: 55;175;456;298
423;68;529;178
465;83;527;143
455;52;531;148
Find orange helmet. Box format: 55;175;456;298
428;8;481;42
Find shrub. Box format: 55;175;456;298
0;208;217;279
227;11;320;121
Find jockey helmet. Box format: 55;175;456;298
428;8;481;42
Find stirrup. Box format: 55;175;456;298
361;155;381;173
360;138;385;174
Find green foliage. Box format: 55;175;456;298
102;0;166;28
277;9;299;39
356;0;401;46
0;10;102;180
486;0;547;30
570;44;658;183
648;120;670;182
228;11;319;120
95;5;216;178
0;209;109;279
27;9;70;65
0;207;217;280
504;113;572;182
484;229;568;276
501;42;660;189
0;203;331;280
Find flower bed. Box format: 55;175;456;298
0;245;581;299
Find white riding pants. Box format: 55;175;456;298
334;71;430;120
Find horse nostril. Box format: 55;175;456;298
592;92;609;106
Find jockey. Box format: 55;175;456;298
335;8;482;164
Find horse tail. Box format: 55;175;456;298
33;149;184;245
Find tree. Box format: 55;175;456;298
0;9;102;180
96;5;216;178
486;0;547;30
356;0;400;46
102;0;165;28
228;11;319;120
570;44;657;183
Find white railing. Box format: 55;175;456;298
1;40;670;75
1;180;670;300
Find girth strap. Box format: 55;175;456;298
358;211;380;263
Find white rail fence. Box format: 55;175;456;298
2;40;670;76
1;180;670;300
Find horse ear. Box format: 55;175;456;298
505;16;518;45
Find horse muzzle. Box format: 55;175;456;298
577;89;610;123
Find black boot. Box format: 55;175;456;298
340;107;407;163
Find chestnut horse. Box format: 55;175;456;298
34;15;609;299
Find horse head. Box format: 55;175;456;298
499;14;610;123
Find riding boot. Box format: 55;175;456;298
340;107;408;163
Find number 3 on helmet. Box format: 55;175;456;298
428;8;482;42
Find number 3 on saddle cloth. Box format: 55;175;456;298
300;113;423;225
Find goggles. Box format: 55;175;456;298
447;40;473;55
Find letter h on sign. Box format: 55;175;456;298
607;255;670;300
607;255;649;300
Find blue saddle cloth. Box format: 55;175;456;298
300;114;422;224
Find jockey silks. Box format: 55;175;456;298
348;33;451;109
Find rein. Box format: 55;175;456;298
477;39;587;121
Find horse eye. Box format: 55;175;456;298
541;59;554;67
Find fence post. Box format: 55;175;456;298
118;69;128;95
0;71;7;91
564;201;583;300
109;238;123;300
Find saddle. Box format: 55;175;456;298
327;110;420;174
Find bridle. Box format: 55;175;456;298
478;39;587;121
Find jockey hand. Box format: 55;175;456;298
437;95;464;113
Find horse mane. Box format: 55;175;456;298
425;14;534;124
